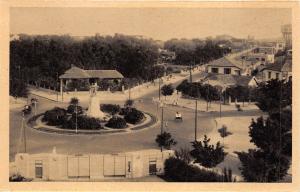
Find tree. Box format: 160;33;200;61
236;108;292;182
190;135;227;168
175;147;192;164
69;97;79;105
252;79;291;113
236;149;290;182
155;131;177;150
9;79;28;99
161;84;174;100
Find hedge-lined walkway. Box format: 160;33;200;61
27;112;158;135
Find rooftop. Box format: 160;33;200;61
203;73;254;87
263;57;292;72
59;66;124;79
207;57;243;69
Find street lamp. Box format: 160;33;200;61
75;103;78;134
159;101;165;152
56;72;59;102
158;78;162;100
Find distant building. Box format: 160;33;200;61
275;41;286;52
206;57;243;75
10;149;174;181
259;57;292;82
252;47;275;64
281;24;292;48
59;65;124;96
202;73;257;88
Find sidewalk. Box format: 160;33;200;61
28;67;204;104
154;92;259;113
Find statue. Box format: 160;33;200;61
87;82;105;119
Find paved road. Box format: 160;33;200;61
9;86;262;162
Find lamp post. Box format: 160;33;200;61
56;72;59;102
158;78;162;101
75;103;78;134
21;112;27;153
195;98;198;141
159;101;164;152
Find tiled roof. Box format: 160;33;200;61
207;57;243;69
86;70;124;79
59;66;124;79
59;66;90;79
205;74;254;87
263;58;292;73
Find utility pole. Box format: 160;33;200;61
75;103;78;134
19;112;27;153
129;85;131;100
219;90;222;118
195;99;198;141
158;78;161;100
160;102;164;152
56;72;59;102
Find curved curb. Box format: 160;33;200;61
27;111;158;136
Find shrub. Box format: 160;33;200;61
218;125;233;138
124;99;134;107
100;104;121;115
161;84;174;98
62;115;102;130
69;97;79;105
163;157;222;182
42;107;67;126
155;131;177;150
9;174;29;182
175;147;192;164
119;107;134;116
105;116;127;129
124;108;145;124
67;105;83;114
190;135;227;168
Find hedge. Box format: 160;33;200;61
124;109;145;124
62;115;102;130
100;104;121;115
42;107;67;126
105;116;127;129
163;157;222;182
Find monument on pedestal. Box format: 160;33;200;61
87;83;105;119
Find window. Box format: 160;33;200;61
268;72;272;79
211;68;219;73
224;68;231;74
234;70;241;76
149;160;157;175
127;161;131;172
276;73;280;79
35;160;43;179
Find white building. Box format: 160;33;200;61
206;57;243;75
259;58;292;82
10;149;174;181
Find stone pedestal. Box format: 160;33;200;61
87;83;105;119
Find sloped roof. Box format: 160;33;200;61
207;57;243;69
205;74;254;87
263;58;292;73
86;70;124;79
59;66;90;79
59;66;124;79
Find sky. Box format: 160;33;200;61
10;7;291;41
